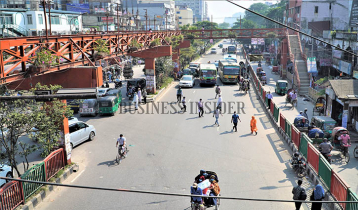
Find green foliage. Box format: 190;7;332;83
218;22;230;29
30;82;63;94
244;3;269;26
314;77;328;85
242;19;257;29
34;49;59;68
94;39;109;54
170;35;184;49
267;32;277;39
193;21;218;29
150;38;162;47
129;39;143;48
228;31;236;38
155;56;173;87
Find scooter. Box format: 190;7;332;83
290;154;307;178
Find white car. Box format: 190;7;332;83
211;48;217;54
0;164;12;187
179;75;195;88
30;117;79;141
97;88;111;97
69;121;96;149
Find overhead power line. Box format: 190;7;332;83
226;0;357;57
2;177;358;204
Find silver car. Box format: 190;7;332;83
69;121;96;149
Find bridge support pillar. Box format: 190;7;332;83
129;45;172;94
281;38;288;71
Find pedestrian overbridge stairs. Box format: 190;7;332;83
288;35;310;95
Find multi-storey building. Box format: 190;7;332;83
175;6;193;26
175;0;206;22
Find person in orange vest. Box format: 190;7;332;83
250;116;258;135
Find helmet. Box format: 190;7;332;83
304;108;308;111
200;170;206;175
300;111;303;114
323;138;328;142
294;152;299;157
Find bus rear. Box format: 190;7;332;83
227;45;237;54
221;64;240;83
199;64;217;86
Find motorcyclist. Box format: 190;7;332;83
258;60;262;67
116;134;127;157
319;138;333;161
291;152;301;168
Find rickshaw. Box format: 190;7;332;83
79;99;98;117
313;97;326;116
275;80;288;95
294;116;309;133
191;171;220;210
310;116;337;139
256;67;263;75
308;128;324;139
332;127;351;163
285;89;297;107
257;71;265;80
98;96;119;116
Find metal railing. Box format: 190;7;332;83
44;148;64;181
286;30;301;90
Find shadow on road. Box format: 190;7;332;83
97;159;118;167
259;116;273;130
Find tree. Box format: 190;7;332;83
265;1;286;28
155;56;173;87
244;3;269;28
241;19;257;29
232;18;241;29
193;21;218;30
218;22;230;29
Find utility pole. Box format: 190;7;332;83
154;15;156;31
115;3;119;33
165;13;168;30
240;15;241;29
149;17;150;30
48;2;52;35
211;15;213;30
136;3;139;30
41;0;49;39
144;9;148;31
106;12;109;33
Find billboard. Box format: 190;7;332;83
66;3;90;13
251;38;265;45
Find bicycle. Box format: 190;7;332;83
116;145;128;164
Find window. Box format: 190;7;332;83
68;15;78;25
27;14;33;25
69;124;78;133
78;122;87;129
50;15;60;25
314;6;318;13
295;6;300;13
0;15;13;24
38;14;43;24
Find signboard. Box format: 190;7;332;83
145;69;154;76
350;0;358;27
146;75;155;93
66;3;90;13
342;110;348;128
307;57;318;73
101;17;114;22
319;59;332;66
340;60;352;75
95;8;107;13
156;15;162;18
65;133;71;160
251;38;264;45
353;70;358;79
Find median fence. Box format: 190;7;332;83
0;148;65;209
244;47;358;210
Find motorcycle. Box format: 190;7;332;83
290;154;306;178
258;63;262;67
114;79;122;89
126;90;133;100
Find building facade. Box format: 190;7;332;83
0;8;83;37
175;6;193;26
175;0;206;22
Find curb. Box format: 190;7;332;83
19;164;78;210
251;75;337;210
147;81;177;103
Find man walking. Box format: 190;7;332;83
213;106;223;126
216;95;223;111
302;108;309;120
292;179;306;210
181;97;187;112
198;99;204;117
215;85;221;99
231;111;241;132
267;91;273;109
177;87;183;103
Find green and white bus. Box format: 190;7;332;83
199;64;217;86
218;61;240;83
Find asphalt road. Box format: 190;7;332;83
35;41;306;210
254;61;358;194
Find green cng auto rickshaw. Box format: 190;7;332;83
275;80;288;95
105;89;122;105
310;116;337;139
98;96;119;116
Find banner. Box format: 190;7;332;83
101;17;114;22
340;60;352;75
307;57;318;73
66;3;90;13
251;38;264;45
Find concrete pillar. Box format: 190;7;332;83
172;48;180;73
144;58;156;94
59;108;71;165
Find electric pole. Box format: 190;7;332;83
106;12;109;33
165;13;168;30
41;0;49;39
154;15;156;31
115;3;120;33
144;9;148;31
149;17;150;30
240;15;241;29
48;2;52;35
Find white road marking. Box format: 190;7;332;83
188;99;191;102
71;169;85;183
193;91;196;93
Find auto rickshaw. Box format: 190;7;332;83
98;96;119;116
258;71;266;85
294;116;309;133
218;44;223;48
275;80;288;95
310;116;337;139
257;71;266;80
256;67;263;75
313;96;326;116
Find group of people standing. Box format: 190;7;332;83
132;88;147;110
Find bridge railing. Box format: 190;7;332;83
286;31;301;90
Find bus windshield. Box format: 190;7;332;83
201;70;215;78
223;67;240;75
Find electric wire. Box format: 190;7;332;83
225;0;357;57
1;176;357;204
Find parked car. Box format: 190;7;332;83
97;88;111;97
211;48;217;54
179;75;195;88
0;164;12;187
79;99;99;117
69;121;96;149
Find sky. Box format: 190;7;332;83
207;0;279;23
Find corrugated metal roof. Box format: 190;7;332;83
329;79;358;99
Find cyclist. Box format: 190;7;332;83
116;134;127;157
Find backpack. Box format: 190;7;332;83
299;189;307;200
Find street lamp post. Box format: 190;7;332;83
144;9;148;31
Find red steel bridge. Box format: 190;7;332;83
0;28;286;85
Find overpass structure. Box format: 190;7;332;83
0;28;304;93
